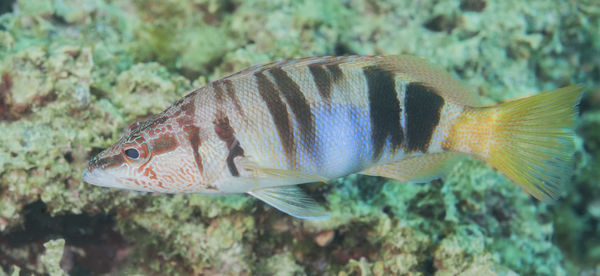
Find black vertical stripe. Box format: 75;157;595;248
178;96;203;173
308;65;332;101
226;141;244;176
186;126;203;173
326;64;344;83
364;66;403;160
213;115;245;177
405;83;445;153
223;80;246;119
269;68;316;153
212;82;225;109
255;71;296;167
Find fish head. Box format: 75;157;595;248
83;114;211;193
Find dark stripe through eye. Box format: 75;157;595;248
125;148;140;159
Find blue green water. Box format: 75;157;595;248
0;0;598;274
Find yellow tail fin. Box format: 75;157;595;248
449;85;583;200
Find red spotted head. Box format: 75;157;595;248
82;111;211;193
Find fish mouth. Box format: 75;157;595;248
82;169;124;189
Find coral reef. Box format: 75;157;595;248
0;0;598;274
40;239;65;276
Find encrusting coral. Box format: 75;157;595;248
0;0;598;274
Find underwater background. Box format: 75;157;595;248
0;0;599;275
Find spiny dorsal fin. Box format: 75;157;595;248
223;55;480;106
338;55;481;106
361;152;463;184
248;186;330;220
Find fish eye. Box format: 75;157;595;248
124;148;140;159
122;137;150;163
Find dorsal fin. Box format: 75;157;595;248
221;55;480;106
326;55;480;106
368;56;481;106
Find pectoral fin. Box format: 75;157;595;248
248;186;330;220
237;157;329;183
361;152;462;184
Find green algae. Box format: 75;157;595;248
40;239;66;276
255;251;305;276
0;0;599;274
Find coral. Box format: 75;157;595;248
113;195;255;274
0;0;598;274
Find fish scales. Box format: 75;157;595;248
83;55;583;219
212;56;435;178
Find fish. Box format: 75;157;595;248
82;55;583;220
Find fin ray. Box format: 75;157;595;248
448;85;583;200
248;186;330;220
237;157;329;183
222;55;480;106
361;152;462;183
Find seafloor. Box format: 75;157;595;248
0;0;598;275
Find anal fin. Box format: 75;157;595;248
248;186;330;220
361;153;462;184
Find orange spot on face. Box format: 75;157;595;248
143;166;158;180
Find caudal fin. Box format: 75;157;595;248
451;85;583;200
485;86;583;199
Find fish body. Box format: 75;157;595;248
83;55;583;219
